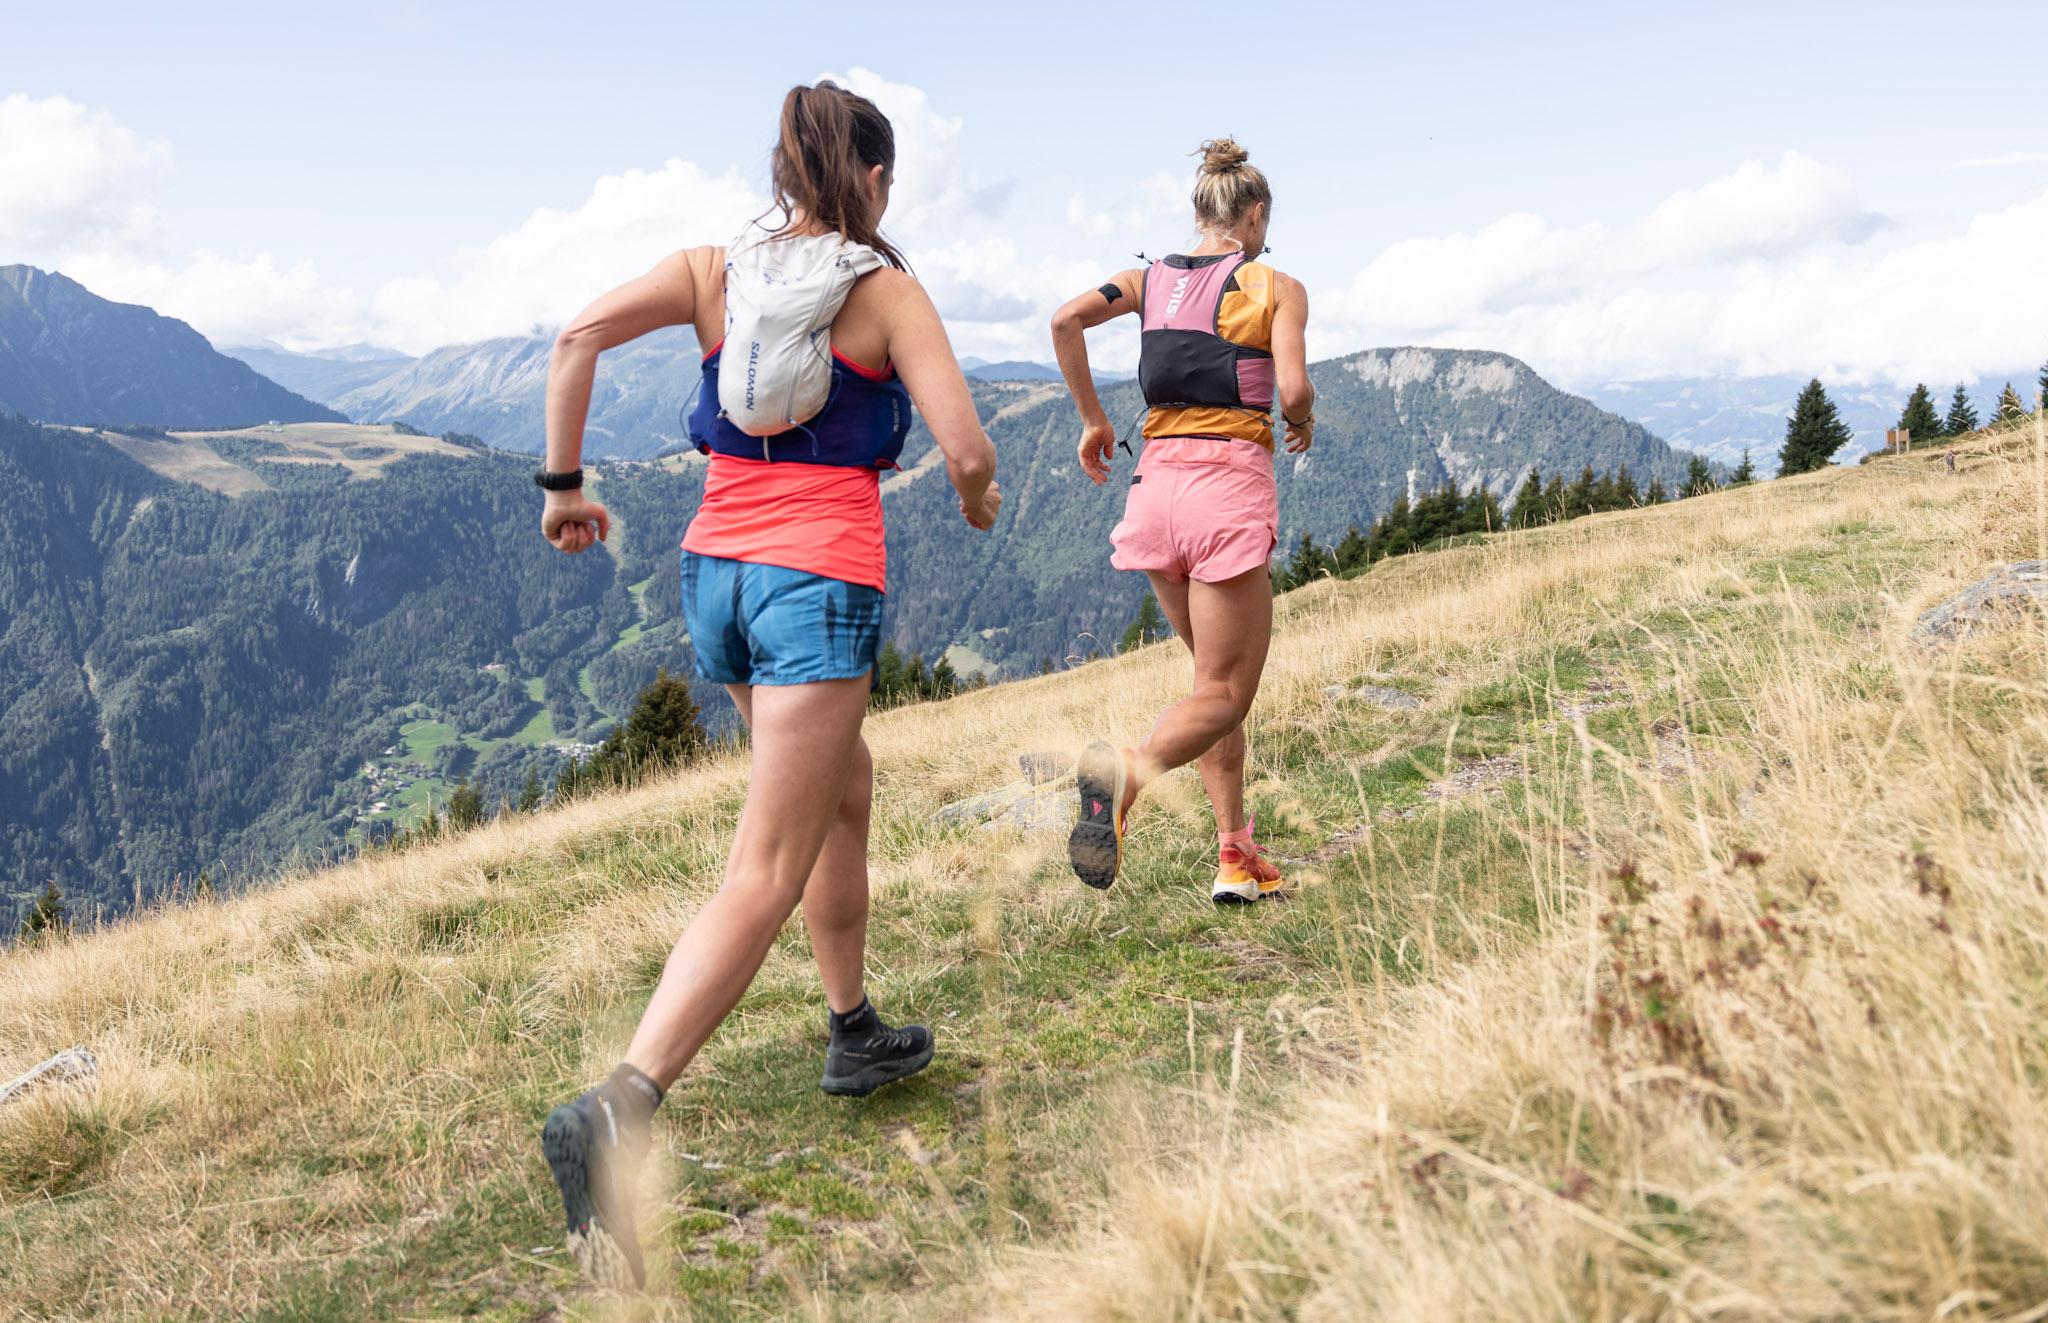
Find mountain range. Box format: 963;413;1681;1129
0;266;341;428
0;270;1711;925
1581;373;2017;472
222;340;416;402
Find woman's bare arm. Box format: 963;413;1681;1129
1271;272;1314;454
539;248;708;552
1050;268;1143;484
883;274;1001;529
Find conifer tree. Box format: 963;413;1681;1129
18;880;67;942
614;669;705;769
1996;382;2026;424
929;655;959;697
1644;476;1668;504
1333;524;1371;572
874;641;906;702
1367;493;1412;560
1942;383;1979;437
1120;594;1168;650
516;768;543;813
1411;485;1461;544
1731;449;1757;484
1280;533;1332;589
1509;468;1544;528
1565;466;1597;517
1590;470;1619;512
1539;474;1566;524
447;777;484;831
1897;383;1940;444
2038;360;2047;413
1468;485;1505;531
1778;378;1853;475
1612;464;1639;508
1684;454;1716;497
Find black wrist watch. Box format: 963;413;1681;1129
533;468;583;492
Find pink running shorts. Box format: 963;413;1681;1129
1109;437;1278;583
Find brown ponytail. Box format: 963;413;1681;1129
1190;137;1272;232
765;80;909;270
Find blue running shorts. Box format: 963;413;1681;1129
680;551;884;687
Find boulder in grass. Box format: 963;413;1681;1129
0;1046;98;1109
1017;751;1074;784
934;780;1074;836
1321;683;1423;711
1913;562;2048;643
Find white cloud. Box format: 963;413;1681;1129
50;90;2034;392
61;249;364;349
362;158;764;351
1322;153;2046;387
1066;172;1185;240
914;235;1119;363
0;94;167;251
1955;151;2048;169
16;77;1071;357
818;67;998;238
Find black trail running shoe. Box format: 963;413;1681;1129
1069;740;1128;890
821;1011;935;1097
541;1085;650;1290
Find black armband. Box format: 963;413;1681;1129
1097;282;1123;305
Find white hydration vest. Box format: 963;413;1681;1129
717;222;886;437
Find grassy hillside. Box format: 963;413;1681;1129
1;418;2042;1319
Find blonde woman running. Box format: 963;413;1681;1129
1049;138;1313;904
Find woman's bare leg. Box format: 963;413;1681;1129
620;675;871;1089
720;685;875;1016
1145;573;1250;832
799;739;874;1015
1128;566;1272;804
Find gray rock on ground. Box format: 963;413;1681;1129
1913;562;2048;643
1321;683;1423;711
933;779;1074;836
0;1046;98;1109
1017;751;1074;784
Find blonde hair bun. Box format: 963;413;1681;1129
1198;137;1250;174
1189;138;1271;228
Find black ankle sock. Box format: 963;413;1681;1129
606;1063;665;1119
829;998;877;1036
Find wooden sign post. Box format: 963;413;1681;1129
1887;428;1911;454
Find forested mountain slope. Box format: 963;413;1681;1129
1;348;1701;923
890;348;1699;670
334;328;700;459
0;267;342;428
0;417;710;925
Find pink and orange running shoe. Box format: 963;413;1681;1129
1212;842;1285;905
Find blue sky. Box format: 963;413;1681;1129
6;0;2046;384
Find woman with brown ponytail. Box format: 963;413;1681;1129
534;81;1000;1289
1050;138;1313;904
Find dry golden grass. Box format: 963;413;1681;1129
1;417;2040;1319
970;422;2048;1321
